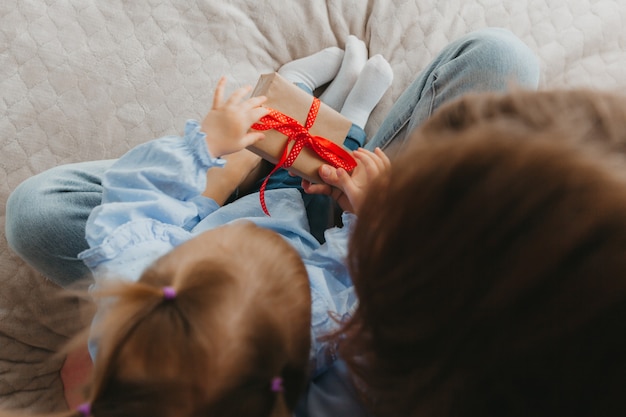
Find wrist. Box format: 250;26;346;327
204;140;222;159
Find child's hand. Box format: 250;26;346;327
201;77;269;158
302;147;390;214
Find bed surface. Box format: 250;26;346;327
2;0;626;411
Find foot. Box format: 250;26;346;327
319;35;368;111
340;54;393;128
277;46;345;92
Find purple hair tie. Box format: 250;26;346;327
271;376;284;392
76;403;91;417
162;286;176;300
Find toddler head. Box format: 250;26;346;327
84;221;311;417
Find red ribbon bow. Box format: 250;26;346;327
251;97;357;215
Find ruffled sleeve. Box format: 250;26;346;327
79;120;224;278
85;120;224;248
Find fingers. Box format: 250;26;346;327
353;150;378;177
319;165;341;186
212;77;227;109
241;131;266;147
226;85;253;106
250;106;270;122
353;147;390;178
318;164;352;197
318;164;358;195
316;148;389;188
302;176;336;197
245;95;268;110
334;167;358;196
212;77;266;110
302;181;333;196
210;78;268;130
374;147;391;170
313;147;391;214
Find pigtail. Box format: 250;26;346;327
60;222;310;417
268;379;290;417
74;403;90;417
268;374;304;417
75;279;192;417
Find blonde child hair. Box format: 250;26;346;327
60;222;310;417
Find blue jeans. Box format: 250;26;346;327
5;28;539;289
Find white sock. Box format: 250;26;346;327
277;47;345;91
340;54;393;129
319;35;368;111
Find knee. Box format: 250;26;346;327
6;172;57;260
463;28;541;89
6;164;99;287
7;176;40;253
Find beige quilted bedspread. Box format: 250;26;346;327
2;0;626;412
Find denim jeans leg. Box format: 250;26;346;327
367;28;541;152
5;160;115;287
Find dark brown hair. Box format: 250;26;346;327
5;222;311;417
341;89;626;417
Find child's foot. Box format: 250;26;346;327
278;46;345;92
319;35;368;111
202;149;264;205
340;54;393;129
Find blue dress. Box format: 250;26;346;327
78;120;358;377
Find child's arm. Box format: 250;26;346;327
301;147;390;214
85;80;267;244
80;80;268;274
199;77;269;205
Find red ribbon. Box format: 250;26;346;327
251;97;357;215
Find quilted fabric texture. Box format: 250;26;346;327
2;0;626;411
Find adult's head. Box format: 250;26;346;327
341;89;626;417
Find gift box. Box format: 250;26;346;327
247;72;354;184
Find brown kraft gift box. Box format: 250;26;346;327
247;72;353;184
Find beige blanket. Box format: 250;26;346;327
3;0;626;411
